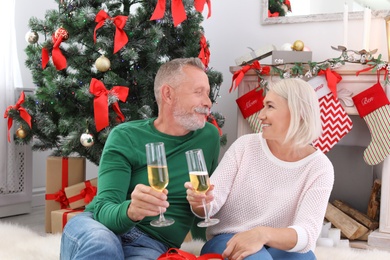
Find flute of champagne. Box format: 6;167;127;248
185;149;219;227
145;142;175;227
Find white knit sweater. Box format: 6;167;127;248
207;133;334;253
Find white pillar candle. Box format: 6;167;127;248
363;7;371;50
343;3;348;47
328;228;341;246
337;239;350;248
317;237;334;247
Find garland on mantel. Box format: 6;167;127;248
232;46;390;93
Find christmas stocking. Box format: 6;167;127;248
236;87;264;133
308;76;353;153
352;81;390;165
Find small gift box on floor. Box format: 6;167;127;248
45;157;86;233
64;178;98;210
51;208;84;234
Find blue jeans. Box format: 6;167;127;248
60;212;168;260
201;233;316;260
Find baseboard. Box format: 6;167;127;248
32;187;45;207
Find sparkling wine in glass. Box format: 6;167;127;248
185;149;219;227
145;142;175;227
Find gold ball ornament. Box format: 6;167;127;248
25;31;39;44
80;133;94;147
95;55;111;72
54;27;69;41
292;40;304;51
16;126;27;139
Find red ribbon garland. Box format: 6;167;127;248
89;78;129;132
194;0;212;18
45;158;69;209
230;61;270;93
198;34;210;68
150;0;187;27
42;34;67;70
67;180;97;204
94;10;129;54
3;91;32;142
317;68;342;98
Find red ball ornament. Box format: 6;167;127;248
55;27;69;41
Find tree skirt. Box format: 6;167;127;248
1;221;390;260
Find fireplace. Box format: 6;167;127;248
231;63;390;248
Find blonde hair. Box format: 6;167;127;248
154;58;205;105
269;78;322;147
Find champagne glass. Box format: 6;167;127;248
185;149;220;227
145;142;175;227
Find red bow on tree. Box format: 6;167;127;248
207;114;222;136
318;68;342;98
89;78;129;132
194;0;212;18
230;61;270;93
42;34;67;70
94;10;129;54
268;10;279;17
150;0;187;27
4;91;32;142
198;34;210;68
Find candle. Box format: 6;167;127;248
363;7;371;50
343;3;348;47
328;228;341;246
317;237;334;247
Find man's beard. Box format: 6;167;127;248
173;105;209;131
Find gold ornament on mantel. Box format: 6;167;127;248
95;55;111;72
16;126;27;139
292;40;304;51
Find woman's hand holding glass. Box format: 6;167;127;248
185;149;219;227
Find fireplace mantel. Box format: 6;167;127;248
230;63;390;249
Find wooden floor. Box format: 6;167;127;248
0;205;46;235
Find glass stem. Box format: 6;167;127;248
159;207;166;222
202;198;210;223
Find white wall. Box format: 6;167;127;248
15;0;389;207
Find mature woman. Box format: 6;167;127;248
185;78;334;260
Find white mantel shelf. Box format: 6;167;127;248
230;63;390;250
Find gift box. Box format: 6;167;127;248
45;157;86;233
271;50;312;65
51;208;84;234
64;178;98;210
235;45;276;65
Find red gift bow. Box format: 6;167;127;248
4;91;32;142
46;189;69;208
158;248;223;260
317;68;342;98
94;10;128;54
89;78;129;132
230;61;270;93
194;0;211;18
42;34;67;70
198;34;210;68
150;0;187;27
207;114;222;136
68;180;97;205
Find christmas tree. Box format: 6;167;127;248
7;0;225;166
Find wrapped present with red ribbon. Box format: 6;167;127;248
51;208;84;234
65;178;98;209
45;157;86;233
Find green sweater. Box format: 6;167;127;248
85;118;220;248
